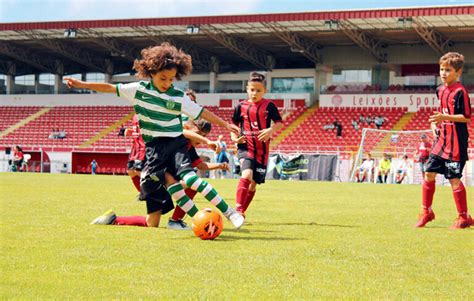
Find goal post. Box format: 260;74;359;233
350;128;432;183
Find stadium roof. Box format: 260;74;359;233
1;5;473;76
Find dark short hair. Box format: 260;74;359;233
249;72;266;85
195;120;212;135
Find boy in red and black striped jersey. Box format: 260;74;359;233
416;52;472;229
126;114;146;192
232;72;283;217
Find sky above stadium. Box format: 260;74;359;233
1;0;471;23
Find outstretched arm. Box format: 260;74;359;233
64;77;115;94
200;109;240;136
196;161;229;171
183;129;221;153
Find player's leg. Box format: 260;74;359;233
241;180;257;214
145;211;162;227
181;170;244;228
127;160;142;192
166;174;199;218
168;187;196;230
447;161;472;229
236;158;253;214
415;155;441;227
242;161;266;214
171;141;243;228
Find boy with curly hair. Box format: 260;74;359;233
66;42;244;228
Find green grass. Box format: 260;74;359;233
1;173;473;300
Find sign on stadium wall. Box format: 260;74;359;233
320;93;473;112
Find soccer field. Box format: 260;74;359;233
1;173;472;299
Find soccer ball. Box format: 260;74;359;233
191;208;223;240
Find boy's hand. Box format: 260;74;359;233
64;77;84;89
233;135;246;144
226;123;240;136
207;140;221;153
220;162;230;171
430;122;440;138
258;128;274;142
429;111;445;123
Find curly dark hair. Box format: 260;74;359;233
133;42;193;80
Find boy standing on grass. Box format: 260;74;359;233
65;42;244;229
231;72;283;217
415;52;472;229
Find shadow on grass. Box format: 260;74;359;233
216;235;304;241
252;221;358;228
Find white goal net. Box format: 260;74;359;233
350;128;433;184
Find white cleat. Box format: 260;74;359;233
90;209;116;225
225;208;245;229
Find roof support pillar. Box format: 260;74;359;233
5;62;16;94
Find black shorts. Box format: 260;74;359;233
127;159;144;171
425;155;466;179
139;135;193;211
143;135;194;181
238;148;267;184
144;186;174;215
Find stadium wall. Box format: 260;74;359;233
0;93;312;108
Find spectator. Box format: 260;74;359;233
215;135;229;179
333;119;342;137
323;119;335;130
365;115;373;126
12;145;24;172
48;128;59;139
90;159;99;175
359;114;365;124
118;124;125;136
355;153;374;182
351;119;360;131
58;129;67;139
374;115;387;129
377;153;391;183
395;155;411;184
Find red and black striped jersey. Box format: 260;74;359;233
232;99;282;165
431;83;471;161
129;114;146;161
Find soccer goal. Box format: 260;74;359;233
350;128;432;184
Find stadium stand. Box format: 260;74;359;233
275;107;407;152
0;106;133;150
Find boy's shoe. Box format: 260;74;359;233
90;209;116;225
224;208;245;229
451;215;473;229
415;211;435;228
167;219;191;230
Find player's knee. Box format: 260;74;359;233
181;171;200;189
241;169;253;180
424;172;436;182
146;213;161;227
127;169;135;177
449;178;462;189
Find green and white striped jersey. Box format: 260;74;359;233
116;81;203;142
